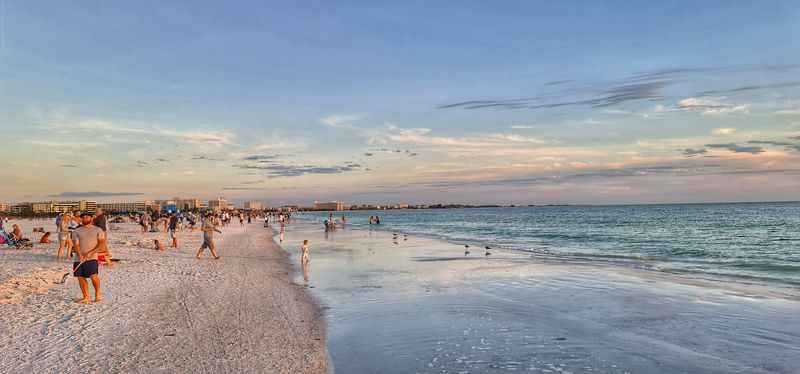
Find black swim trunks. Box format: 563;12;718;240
73;259;99;278
201;233;214;249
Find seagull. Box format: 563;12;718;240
485;246;492;256
464;244;470;256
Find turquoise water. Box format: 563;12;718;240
298;202;800;285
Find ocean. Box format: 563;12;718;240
298;202;800;286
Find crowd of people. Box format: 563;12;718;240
3;208;310;304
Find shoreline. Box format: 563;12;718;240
293;216;800;299
0;220;328;373
279;221;800;373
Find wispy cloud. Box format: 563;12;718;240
438;64;795;114
748;140;795;146
50;191;144;198
489;133;545;144
30;140;105;148
705;143;765;154
747;139;800;152
320;114;365;130
678;97;749;115
45;120;236;146
682;148;708;157
191;155;226;161
242;154;280;161
371;125;550;149
439;81;665;111
700;80;800;96
415;161;800;189
240;179;266;185
711;128;737;136
221;186;266;191
775;108;800;115
234;162;365;178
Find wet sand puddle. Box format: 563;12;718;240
280;222;800;374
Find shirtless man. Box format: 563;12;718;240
70;212;105;303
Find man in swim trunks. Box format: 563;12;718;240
196;213;222;259
168;213;179;248
71;212;105;303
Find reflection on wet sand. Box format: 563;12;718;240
280;222;800;374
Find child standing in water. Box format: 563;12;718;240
300;240;310;264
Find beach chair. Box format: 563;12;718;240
1;230;32;249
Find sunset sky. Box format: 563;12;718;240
1;1;799;205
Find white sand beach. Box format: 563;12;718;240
0;219;327;373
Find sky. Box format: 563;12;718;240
1;1;799;205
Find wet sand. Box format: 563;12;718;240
0;220;327;373
281;222;800;374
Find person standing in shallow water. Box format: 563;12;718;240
197;213;222;259
300;239;310;264
300;240;311;284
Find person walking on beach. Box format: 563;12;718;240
56;212;73;260
70;212;105;303
186;213;196;231
197;213;222;259
168;213;179;248
300;239;310;264
139;213;147;232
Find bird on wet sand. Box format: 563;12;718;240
464;244;470;256
485;246;491;256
